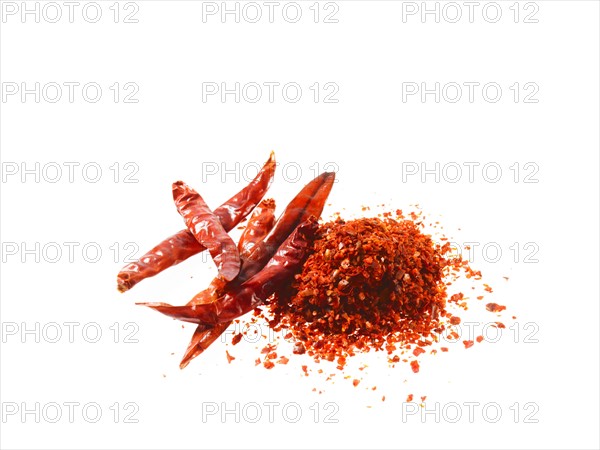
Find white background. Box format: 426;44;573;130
1;1;599;449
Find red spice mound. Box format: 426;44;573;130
269;216;471;366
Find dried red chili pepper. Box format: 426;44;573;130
173;181;241;281
238;199;276;254
238;171;335;283
139;217;318;325
180;199;277;368
116;152;275;292
176;173;334;367
184;172;335;305
179;323;230;369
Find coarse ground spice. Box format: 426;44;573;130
265;210;482;368
224;207;511;396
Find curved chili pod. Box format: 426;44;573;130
173;181;241;281
239;171;335;283
116;152;275;292
180;198;277;367
116;231;203;293
179;323;229;369
238;198;276;254
182;172;333;304
139;217;318;325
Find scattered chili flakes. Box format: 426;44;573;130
277;356;290;365
486;303;506;313
421;396;427;402
476;335;484;343
476;296;484;300
463;340;474;349
441;347;449;352
449;316;461;325
353;379;360;387
410;360;420;373
292;342;306;355
382;396;386;402
301;365;309;376
406;394;414;402
263;360;275;369
254;358;261;366
231;333;243;346
413;347;426;357
448;331;460;341
225;350;235;364
261;344;276;354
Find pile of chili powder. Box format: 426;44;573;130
261;209;482;369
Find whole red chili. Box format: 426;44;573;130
180;198;277;368
139;216;319;325
116;152;275;292
167;171;334;367
172;180;241;281
238;199;276;255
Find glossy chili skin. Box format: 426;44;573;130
173;181;241;281
136;170;334;368
180;199;277;368
237;172;335;284
179;322;231;369
140;217;318;325
238;199;276;255
186;199;276;307
184;172;334;304
116;152;275;292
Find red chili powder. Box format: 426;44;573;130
269;214;479;368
